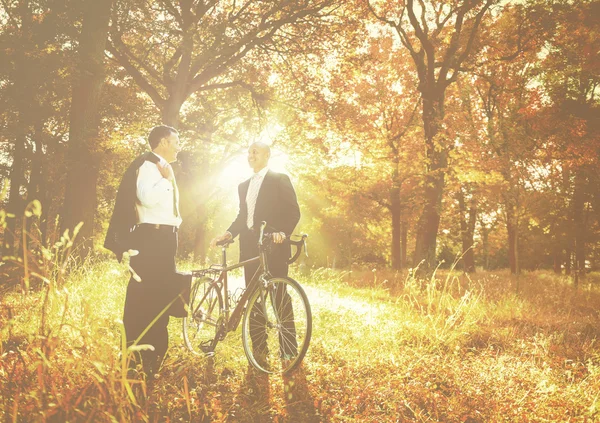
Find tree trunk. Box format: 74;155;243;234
590;172;600;224
28;122;44;204
4;129;27;257
514;213;520;275
565;247;572;275
25;122;46;247
458;188;477;273
504;193;519;275
162;96;185;128
401;220;408;269
413;95;446;276
62;0;113;255
573;169;586;283
481;224;490;270
3;0;32;256
552;243;562;274
390;182;401;270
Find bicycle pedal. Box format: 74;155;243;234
199;341;215;354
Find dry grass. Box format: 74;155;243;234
1;258;599;422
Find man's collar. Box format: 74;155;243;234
253;167;269;178
151;151;167;166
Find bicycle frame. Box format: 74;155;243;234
210;225;273;338
185;222;310;373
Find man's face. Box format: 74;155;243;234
162;132;181;163
247;143;270;172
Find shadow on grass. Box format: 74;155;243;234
283;364;319;422
228;366;271;422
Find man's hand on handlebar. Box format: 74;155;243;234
272;232;286;244
210;231;232;248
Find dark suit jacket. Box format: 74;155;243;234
104;152;160;262
227;170;300;262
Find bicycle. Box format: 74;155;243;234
183;221;312;375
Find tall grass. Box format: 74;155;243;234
1;201;162;421
1;209;599;422
307;266;600;421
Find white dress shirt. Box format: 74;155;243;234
135;152;182;227
246;167;268;229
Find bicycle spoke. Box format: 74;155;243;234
183;277;223;355
242;277;312;374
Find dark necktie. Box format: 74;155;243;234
172;177;179;217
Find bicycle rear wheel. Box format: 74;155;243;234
242;277;312;374
183;276;223;355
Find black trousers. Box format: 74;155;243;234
240;229;298;356
123;225;177;376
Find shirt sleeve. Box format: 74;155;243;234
136;161;173;207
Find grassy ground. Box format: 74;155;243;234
1;258;599;422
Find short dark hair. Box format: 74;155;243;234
148;125;177;149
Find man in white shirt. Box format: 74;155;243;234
120;125;182;379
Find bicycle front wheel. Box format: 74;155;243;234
183;276;223;355
242;277;312;374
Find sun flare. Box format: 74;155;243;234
217;126;290;188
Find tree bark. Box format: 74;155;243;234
401;221;408;269
481;224;490;270
397;0;493;277
553;245;562;274
390;184;401;270
458;187;477;273
25;122;46;247
413;95;446;275
4;127;27;256
572;169;586;283
505;196;518;275
162;96;185;128
61;0;113;255
390;156;403;270
3;0;32;256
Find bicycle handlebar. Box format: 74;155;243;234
287;234;308;265
213;221;307;265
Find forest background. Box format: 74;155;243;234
1;0;600;422
0;0;599;278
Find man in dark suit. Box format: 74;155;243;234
105;125;182;378
212;142;301;357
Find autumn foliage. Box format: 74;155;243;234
1;0;600;421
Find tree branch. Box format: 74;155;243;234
190;4;331;92
163;46;183;85
366;0;399;27
417;0;429;36
433;5;456;38
438;5;466;85
194;80;254;93
391;96;422;144
158;0;183;27
394;16;418;58
106;43;166;109
1;0;18;26
196;0;218;19
406;0;435;82
458;1;494;65
109;30;165;86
